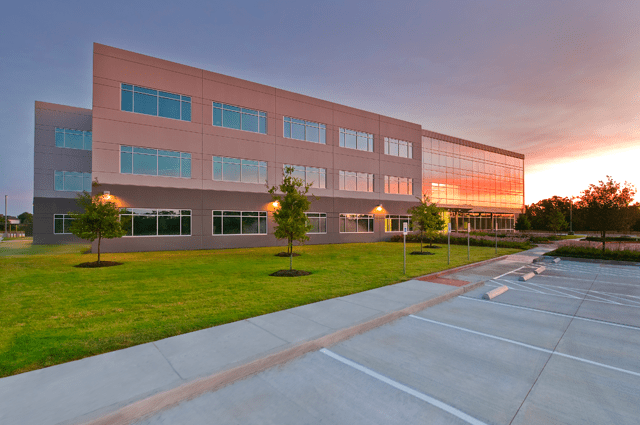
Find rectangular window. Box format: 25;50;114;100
212;211;268;235
339;214;374;233
54;171;91;192
384;176;413;195
339;170;374;192
121;84;191;121
212;102;267;134
283;165;326;189
213;156;267;184
384;215;412;232
55;128;92;150
53;214;75;234
119;209;191;236
121;145;191;178
339;128;373;152
283;117;326;144
306;212;327;234
384;137;412;159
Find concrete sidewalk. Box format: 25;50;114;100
0;247;551;425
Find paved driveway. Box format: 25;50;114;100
135;259;640;425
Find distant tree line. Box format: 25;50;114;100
517;177;639;241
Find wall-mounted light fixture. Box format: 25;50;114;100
375;204;383;212
103;191;112;200
272;200;280;208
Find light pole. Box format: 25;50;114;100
569;196;574;235
4;195;7;237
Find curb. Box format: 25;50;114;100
85;280;484;425
417;254;510;280
544;256;640;267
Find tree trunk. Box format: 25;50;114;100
602;230;606;254
289;237;293;271
97;233;102;265
420;232;423;253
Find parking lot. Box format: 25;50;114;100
135;258;640;425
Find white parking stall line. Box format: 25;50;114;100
409;316;640;379
588;291;640;306
523;281;583;299
459;296;640;331
320;349;489;425
557;287;623;305
493;266;526;280
506;280;548;294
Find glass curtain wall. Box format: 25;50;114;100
422;137;524;210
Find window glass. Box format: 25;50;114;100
340;128;372;152
121;84;191;121
213;102;267;134
121;145;190;178
306;212;327;234
214;156;267;184
283;117;325;144
120;209;191;236
54;214;75;234
213;211;267;235
55;128;92;150
283;164;326;189
158;97;180;120
339;214;373;233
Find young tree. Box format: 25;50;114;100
69;191;126;265
546;208;568;234
268;166;314;271
408;196;445;253
577;176;636;253
514;214;532;231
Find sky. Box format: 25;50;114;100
1;0;639;216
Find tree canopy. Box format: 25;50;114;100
577;176;636;252
407;196;445;252
268;166;314;270
69;191;126;264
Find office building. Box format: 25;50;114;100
33;44;524;252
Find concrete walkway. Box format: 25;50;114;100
0;246;552;425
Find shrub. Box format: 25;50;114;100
545;246;640;262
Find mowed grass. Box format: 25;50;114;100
0;241;522;377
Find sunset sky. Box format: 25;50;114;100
1;1;639;216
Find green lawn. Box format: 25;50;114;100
0;241;522;377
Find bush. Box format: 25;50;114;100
584;236;640;242
545;246;640;262
388;233;532;250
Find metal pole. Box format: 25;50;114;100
403;233;406;275
447;222;451;265
467;222;470;261
495;221;498;254
4;195;7;237
570;198;573;234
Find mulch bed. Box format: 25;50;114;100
417;276;470;287
270;269;311;277
275;252;301;257
74;261;123;268
410;251;435;255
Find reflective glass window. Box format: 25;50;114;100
339;214;374;233
212;211;267;235
339;170;373;192
121;84;191;121
306;212;327;234
212;102;267;134
54;171;91;192
339;128;373;152
120;145;190;178
53;214;75;234
55;128;92;150
213;156;267;184
119;209;191;236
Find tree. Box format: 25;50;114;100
523;196;571;231
68;191;126;265
408;196;445;253
515;214;532;231
268;166;314;271
546;208;568;234
18;212;33;237
577;176;636;253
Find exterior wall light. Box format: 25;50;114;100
103;191;112;200
376;204;383;212
272;200;279;208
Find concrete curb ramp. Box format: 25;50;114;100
86;281;484;425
